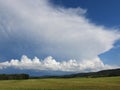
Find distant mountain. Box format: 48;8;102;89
0;67;74;76
37;68;120;78
59;68;120;78
1;68;120;79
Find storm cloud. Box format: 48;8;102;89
0;0;120;72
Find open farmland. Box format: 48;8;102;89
0;76;120;90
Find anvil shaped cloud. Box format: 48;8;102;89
0;0;120;72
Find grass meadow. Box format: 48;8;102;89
0;76;120;90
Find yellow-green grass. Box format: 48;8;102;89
0;76;120;90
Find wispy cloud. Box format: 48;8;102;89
0;0;120;72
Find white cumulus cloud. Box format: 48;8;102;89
0;55;118;72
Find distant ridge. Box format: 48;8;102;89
61;68;120;78
35;68;120;78
1;68;119;80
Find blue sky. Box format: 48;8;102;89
51;0;120;27
0;0;120;75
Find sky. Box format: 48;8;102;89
0;0;120;76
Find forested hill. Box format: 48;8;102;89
37;68;120;78
58;68;120;78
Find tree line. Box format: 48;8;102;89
0;74;29;80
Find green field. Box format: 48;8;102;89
0;77;120;90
